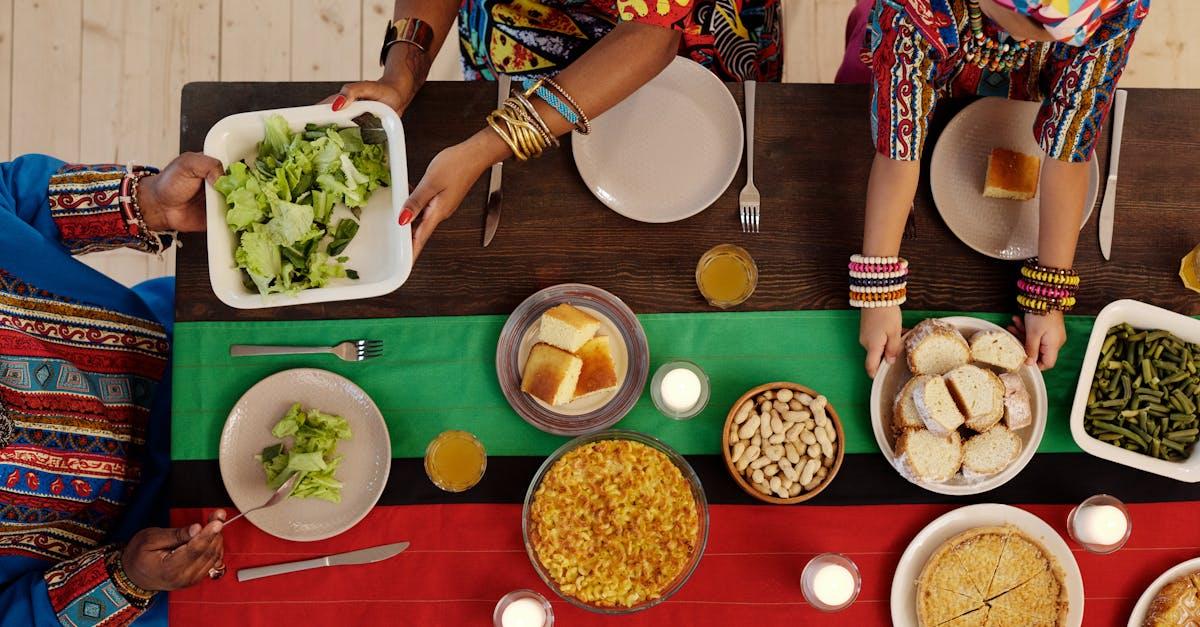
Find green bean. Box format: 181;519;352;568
1102;334;1117;353
1152;438;1162;457
1169;428;1199;440
1162;438;1188;453
1095;422;1147;448
1099;433;1124;442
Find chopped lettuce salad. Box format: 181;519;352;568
215;113;390;296
257;403;353;503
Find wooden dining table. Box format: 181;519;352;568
168;81;1200;625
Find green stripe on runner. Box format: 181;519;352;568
170;310;1095;461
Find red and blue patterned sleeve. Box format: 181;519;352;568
868;1;940;161
0;156;163;256
0;545;153;627
1034;3;1144;162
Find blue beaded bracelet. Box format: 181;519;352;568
521;78;579;128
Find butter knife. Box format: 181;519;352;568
1098;89;1127;261
236;541;410;582
483;74;512;247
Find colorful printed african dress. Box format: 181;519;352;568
995;0;1134;45
457;0;782;81
865;0;1148;163
0;155;176;626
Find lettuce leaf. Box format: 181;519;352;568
256;403;352;502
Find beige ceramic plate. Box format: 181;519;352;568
571;56;743;223
516;305;630;416
218;368;390;541
890;503;1084;627
930;97;1099;260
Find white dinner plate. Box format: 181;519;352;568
571;56;743;223
1128;556;1200;626
871;316;1048;496
890;503;1084;627
930;97;1100;260
218;368;391;541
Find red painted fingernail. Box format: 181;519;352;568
332;96;346;111
398;208;413;226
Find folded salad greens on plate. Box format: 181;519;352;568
257;403;353;503
215;113;390;296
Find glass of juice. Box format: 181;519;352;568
696;244;757;308
1181;243;1200;293
425;430;487;492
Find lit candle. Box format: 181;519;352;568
1072;504;1128;546
500;597;546;627
811;563;855;607
660;368;702;412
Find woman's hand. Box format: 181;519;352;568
122;510;227;591
402;130;507;259
324;45;431;115
1009;312;1067;370
860;306;904;378
138;153;225;233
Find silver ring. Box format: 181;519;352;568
207;564;226;580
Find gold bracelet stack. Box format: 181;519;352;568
487;93;557;161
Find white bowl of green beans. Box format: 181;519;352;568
1070;299;1200;482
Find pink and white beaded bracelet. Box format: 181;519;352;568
848;254;909;309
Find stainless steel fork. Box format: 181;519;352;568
229;340;383;362
739;80;760;234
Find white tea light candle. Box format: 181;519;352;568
501;598;546;627
661;368;702;411
1072;504;1128;546
811;563;855;607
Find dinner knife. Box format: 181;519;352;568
236;541;410;582
1098;89;1127;261
483;74;512;247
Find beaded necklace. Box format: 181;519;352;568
0;402;11;450
963;0;1032;72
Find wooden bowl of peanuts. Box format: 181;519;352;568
722;382;844;504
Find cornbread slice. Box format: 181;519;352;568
521;343;583;406
999;373;1033;431
987;569;1066;625
984;603;1045;627
894;375;932;431
944;607;990;627
920;532;986;603
945;365;1005;433
962;426;1022;476
987;532;1050;599
984;148;1041;201
914;376;966;435
953;529;1009;601
969;330;1027;373
537;303;601;352
906;319;971;376
897;429;962;483
919;587;984;627
1145;573;1200;626
573;335;619;402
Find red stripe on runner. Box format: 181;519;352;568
168;502;1200;625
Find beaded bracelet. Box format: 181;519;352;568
848;254;909;308
107;547;156;609
520;78;579;130
121;166;170;255
542;77;591;135
1017;257;1079;314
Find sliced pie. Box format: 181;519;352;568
952;529;1009;599
984;603;1049;627
988;569;1067;625
919;587;984;626
987;531;1050;598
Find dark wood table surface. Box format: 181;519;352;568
175;82;1200;323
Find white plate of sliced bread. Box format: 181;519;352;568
497;284;649;436
871;317;1047;495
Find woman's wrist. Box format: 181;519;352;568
466;127;515;170
381;44;431;90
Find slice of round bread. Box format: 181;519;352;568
894;375;933;432
906;319;971;376
945;365;1005;433
914;376;966;435
962;426;1021;476
969;330;1027;373
898;429;963;483
998;373;1033;431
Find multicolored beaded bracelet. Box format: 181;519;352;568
849;254;909;309
1017;258;1078;314
521;78;578;130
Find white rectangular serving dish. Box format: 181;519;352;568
1069;299;1200;482
204;102;411;309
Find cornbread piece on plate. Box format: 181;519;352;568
987;532;1050;598
906;319;971;375
528;439;699;609
1145;573;1200;626
894;375;933;431
573;335;619;401
962;426;1022;476
953;529;1009;599
969;330;1027;372
898;429;963;483
945;365;1005;432
521;343;583;406
537;303;601;352
984;148;1041;201
914;376;966;435
987;569;1067;625
998;373;1033;431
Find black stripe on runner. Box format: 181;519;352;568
170;453;1200;509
